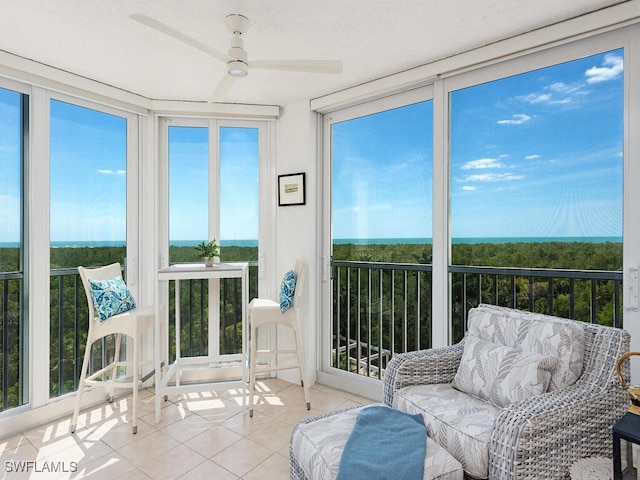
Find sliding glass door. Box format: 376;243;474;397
325;89;434;380
0;85;28;412
49;98;133;398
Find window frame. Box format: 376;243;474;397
0;78;30;415
158;116;275;365
439;26;638;343
319;23;640;391
46;92;141;400
320;86;434;395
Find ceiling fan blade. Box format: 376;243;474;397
130;13;230;64
209;74;236;103
250;59;343;74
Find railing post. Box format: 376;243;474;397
2;278;9;410
57;275;64;395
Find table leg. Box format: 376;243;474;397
175;279;181;387
154;284;162;424
614;432;623;480
242;267;248;409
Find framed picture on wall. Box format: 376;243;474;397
278;172;306;206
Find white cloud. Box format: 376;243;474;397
97;169;126;175
548;82;582;94
585;54;623;84
519;80;586;107
520;93;552;104
461;158;504;170
463;173;525;182
525;154;541;160
497;114;531;125
462;186;476;191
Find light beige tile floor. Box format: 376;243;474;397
1;379;373;479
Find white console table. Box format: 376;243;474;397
154;262;249;423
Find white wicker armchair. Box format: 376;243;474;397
383;306;631;480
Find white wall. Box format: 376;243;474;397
274;101;319;386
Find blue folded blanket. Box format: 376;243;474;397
336;406;426;480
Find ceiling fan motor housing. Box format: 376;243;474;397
228;34;247;63
226;14;249;77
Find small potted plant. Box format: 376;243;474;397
195;239;220;267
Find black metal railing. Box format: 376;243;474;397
0;260;623;412
450;265;623;342
0;271;25;412
331;260;623;379
332;261;433;378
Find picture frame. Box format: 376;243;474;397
278;172;306;206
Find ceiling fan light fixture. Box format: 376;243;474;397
228;60;248;77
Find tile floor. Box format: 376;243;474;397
1;379;373;479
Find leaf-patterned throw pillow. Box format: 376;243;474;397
466;304;585;391
452;334;558;408
89;276;137;322
279;270;297;313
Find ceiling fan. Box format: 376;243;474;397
130;13;343;102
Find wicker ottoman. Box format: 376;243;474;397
290;405;464;480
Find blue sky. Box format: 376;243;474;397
332;49;623;240
0;49;624;244
0;88;21;242
169;126;209;242
169;126;259;243
0;95;260;244
50;100;128;243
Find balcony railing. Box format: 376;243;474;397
332;261;433;379
0;260;623;412
331;260;623;380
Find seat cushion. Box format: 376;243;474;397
467;304;585;391
291;405;464;480
394;383;502;479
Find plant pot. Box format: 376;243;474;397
203;257;216;267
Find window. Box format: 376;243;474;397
0;86;28;412
219;126;259;354
165;121;262;361
328;93;434;378
167;125;209;358
169;126;209;263
49;99;129;398
219;126;258;254
449;49;623;336
322;38;633;392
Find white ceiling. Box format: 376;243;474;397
0;0;630;107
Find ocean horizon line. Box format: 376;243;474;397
0;236;623;248
334;236;622;245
